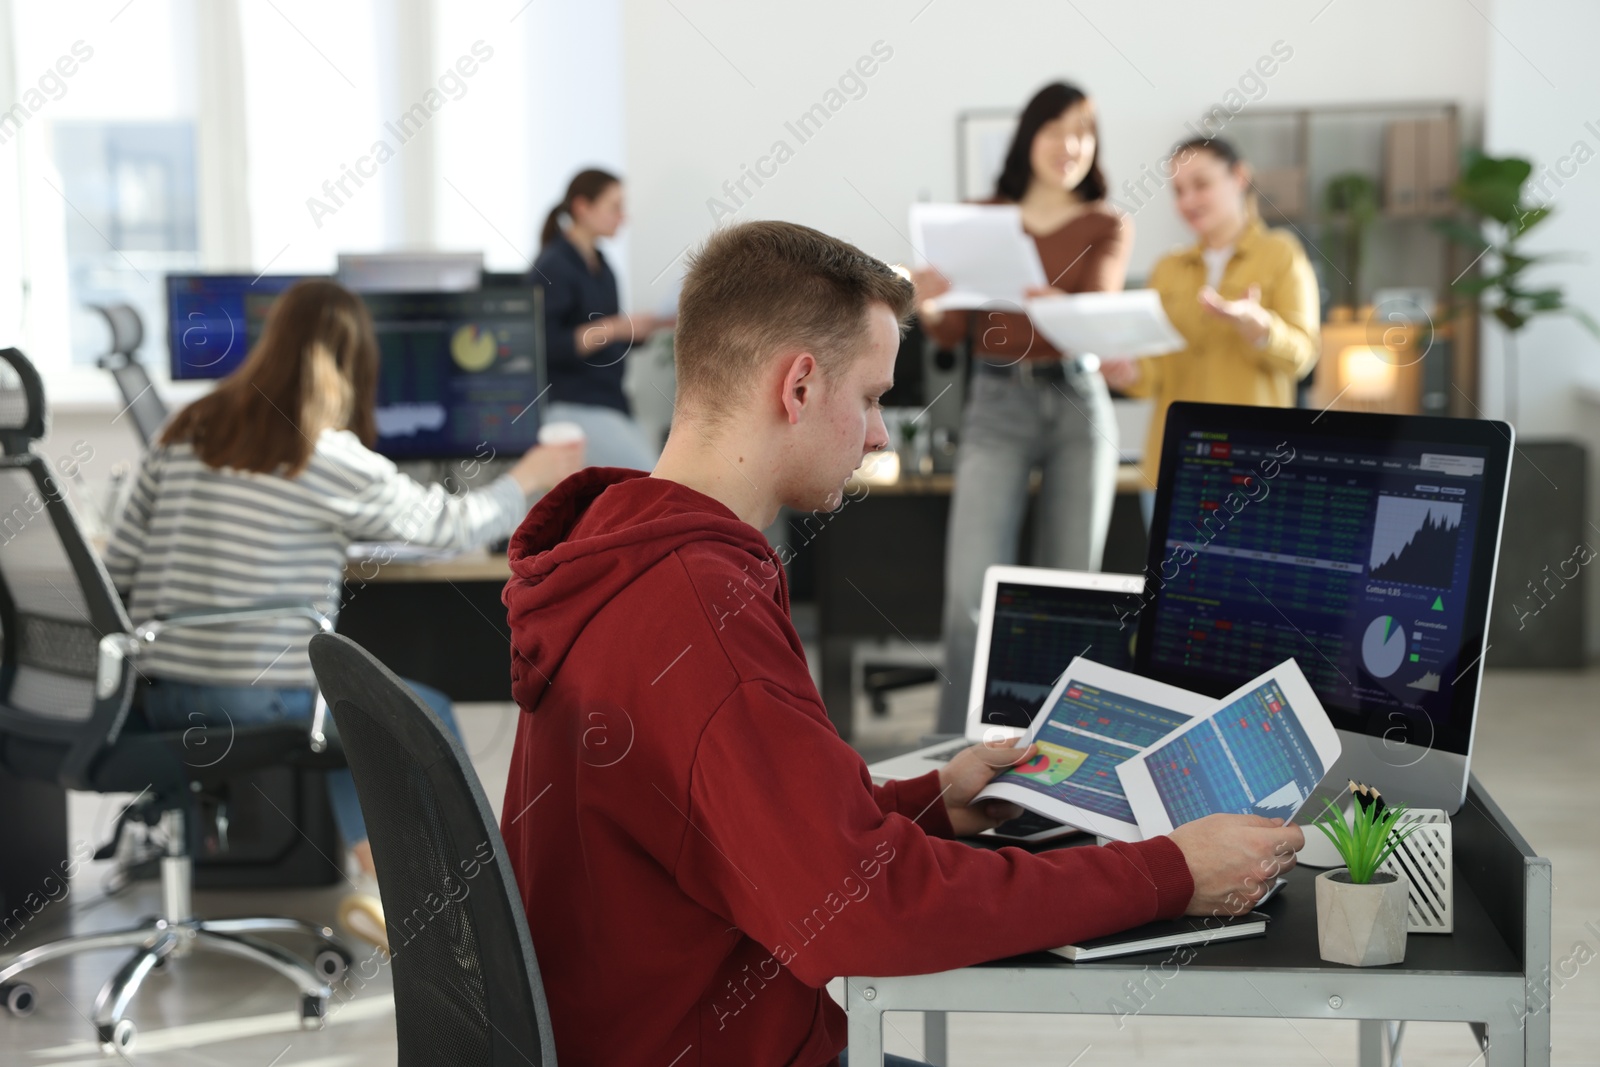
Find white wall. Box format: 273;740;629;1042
1483;0;1600;656
619;0;1488;307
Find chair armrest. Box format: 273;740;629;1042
133;602;337;752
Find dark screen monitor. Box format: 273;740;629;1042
166;273;318;380
245;288;543;461
1133;402;1512;814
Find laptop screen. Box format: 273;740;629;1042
1135;402;1511;758
976;574;1140;732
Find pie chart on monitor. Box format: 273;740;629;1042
1361;614;1407;679
451;324;497;372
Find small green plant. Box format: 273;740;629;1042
1312;780;1418;884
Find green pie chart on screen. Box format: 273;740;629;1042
1361;614;1407;679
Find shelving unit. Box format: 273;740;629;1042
1226;101;1479;416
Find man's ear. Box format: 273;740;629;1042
779;351;818;426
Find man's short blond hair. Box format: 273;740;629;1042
673;221;914;415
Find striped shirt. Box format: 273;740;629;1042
103;429;527;688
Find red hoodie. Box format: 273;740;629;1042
501;468;1194;1067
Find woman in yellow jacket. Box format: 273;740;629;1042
1102;137;1319;517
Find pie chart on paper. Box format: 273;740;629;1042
451;324;497;372
1361;615;1407;679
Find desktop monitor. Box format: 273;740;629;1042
245;288;543;461
165;274;317;380
1133;402;1512;815
336;252;485;294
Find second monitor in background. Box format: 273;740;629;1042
336;252;485;294
246;288;544;461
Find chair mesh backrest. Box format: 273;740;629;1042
108;361;168;446
308;634;555;1067
0;465;101;722
0;348;47;450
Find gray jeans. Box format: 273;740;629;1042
935;365;1119;734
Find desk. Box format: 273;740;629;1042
846;774;1551;1066
337;549;515;702
811;466;1149;741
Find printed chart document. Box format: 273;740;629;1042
973;659;1213;841
1116;659;1342;836
909;203;1046;310
1023;289;1185;358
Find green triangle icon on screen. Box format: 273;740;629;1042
1431;596;1444;611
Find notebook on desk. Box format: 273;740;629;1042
1051;909;1272;962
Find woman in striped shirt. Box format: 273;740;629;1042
105;279;581;913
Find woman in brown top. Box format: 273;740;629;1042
918;81;1131;734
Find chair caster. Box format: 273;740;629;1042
97;1018;137;1054
299;993;327;1030
314;944;352;984
1;982;36;1017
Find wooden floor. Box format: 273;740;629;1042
5;666;1595;1065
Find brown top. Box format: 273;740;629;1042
925;200;1132;362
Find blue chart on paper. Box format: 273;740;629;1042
1142;679;1326;828
1000;680;1191;822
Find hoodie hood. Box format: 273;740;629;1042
502;467;784;712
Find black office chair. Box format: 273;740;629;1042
0;347;352;1054
89;303;168;447
308;632;558;1066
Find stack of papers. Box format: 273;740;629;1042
975;658;1341;841
909;203;1046;310
1024;290;1185;359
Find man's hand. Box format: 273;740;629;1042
1168;813;1305;917
937;738;1036;837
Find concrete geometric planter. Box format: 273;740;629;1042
1316;869;1409;966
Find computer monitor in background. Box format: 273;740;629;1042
245;288;543;461
166;274;317;380
336;252;484;294
1134;402;1512;814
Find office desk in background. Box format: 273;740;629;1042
337;550;515;702
847;774;1551;1066
811;465;1149;741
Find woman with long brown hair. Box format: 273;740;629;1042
916;82;1130;734
104;280;581;941
531;168;667;470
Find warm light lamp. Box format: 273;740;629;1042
1338;345;1400;401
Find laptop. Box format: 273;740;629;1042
868;566;1144;841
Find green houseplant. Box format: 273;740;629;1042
1313;781;1417;966
1321;172;1379;312
1435;151;1600;425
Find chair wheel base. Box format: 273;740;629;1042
299;993;327;1029
2;982;36;1017
97;1018;137;1054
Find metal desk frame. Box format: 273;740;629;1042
846;775;1552;1066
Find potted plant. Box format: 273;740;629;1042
1313;781;1417;967
1435;150;1599;425
1321;172;1379;317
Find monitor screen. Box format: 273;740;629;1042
976;572;1141;732
245;288;543;461
1135;402;1511;758
166;274;316;380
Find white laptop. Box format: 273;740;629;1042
868;566;1144;841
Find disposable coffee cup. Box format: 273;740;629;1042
538;421;586;447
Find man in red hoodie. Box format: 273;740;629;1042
501;221;1303;1066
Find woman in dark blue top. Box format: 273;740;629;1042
531;169;668;470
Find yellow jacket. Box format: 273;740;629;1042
1124;219;1320;482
